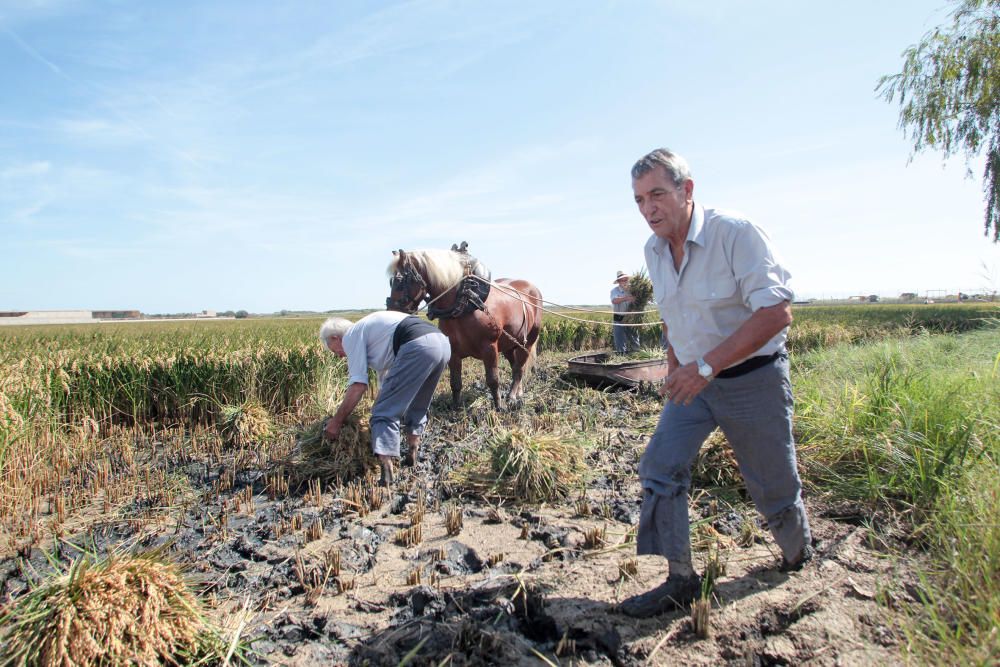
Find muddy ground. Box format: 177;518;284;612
0;354;914;665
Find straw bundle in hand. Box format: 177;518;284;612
287;411;379;485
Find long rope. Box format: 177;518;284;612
410;271;662;328
469;276;663;329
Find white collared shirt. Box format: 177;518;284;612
643;203;793;367
342;310;410;384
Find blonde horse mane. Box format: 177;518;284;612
387;249;466;294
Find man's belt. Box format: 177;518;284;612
714;350;784;379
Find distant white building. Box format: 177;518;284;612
195;310;217;318
0;310;140;326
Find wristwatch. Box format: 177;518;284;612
696;357;714;381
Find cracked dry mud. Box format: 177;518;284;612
0;356;912;666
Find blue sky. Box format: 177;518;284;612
2;0;998;313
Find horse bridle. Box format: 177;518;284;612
386;260;428;313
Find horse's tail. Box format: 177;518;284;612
521;286;542;382
521;335;537;382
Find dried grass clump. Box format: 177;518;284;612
605;347;665;364
618;558;639;581
217;399;272;448
463;428;588;503
0;551;237;666
583;525;607;549
692;429;742;489
691;597;712;639
286;411;379;485
445;505;463;536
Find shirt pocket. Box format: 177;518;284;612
694;272;738;301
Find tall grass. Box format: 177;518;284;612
793;326;1000;661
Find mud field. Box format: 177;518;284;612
0;355;913;666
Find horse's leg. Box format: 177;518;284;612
449;355;463;409
482;345;502;410
502;346;525;402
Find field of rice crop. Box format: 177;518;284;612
0;302;997;665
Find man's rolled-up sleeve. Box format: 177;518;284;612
731;222;794;311
343;335;371;385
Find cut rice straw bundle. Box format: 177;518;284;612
0;550;244;666
286;404;379;485
454;427;589;503
624;268;653;324
217;399;272;448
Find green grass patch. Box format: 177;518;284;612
792;326;1000;663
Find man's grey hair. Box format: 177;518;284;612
319;316;352;345
631;148;692;186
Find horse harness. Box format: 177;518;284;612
441;250;533;354
390;247;532;354
426;254;492;321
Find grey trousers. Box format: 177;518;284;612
636;354;810;563
371;332;450;457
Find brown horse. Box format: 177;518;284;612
386;248;542;409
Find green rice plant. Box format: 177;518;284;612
795;329;997;513
902;460;1000;663
793;326;1000;664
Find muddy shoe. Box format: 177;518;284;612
779;543;814;572
619;574;701;618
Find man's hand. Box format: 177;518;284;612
323;417;342;440
660;362;710;405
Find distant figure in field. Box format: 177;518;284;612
610;270;640;354
620;147;813;618
319;312;450;486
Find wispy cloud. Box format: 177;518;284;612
3;25;211;166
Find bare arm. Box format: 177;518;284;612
663;301;791;404
324;382;368;438
702;301;791;372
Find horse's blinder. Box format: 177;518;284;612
386;263;427;313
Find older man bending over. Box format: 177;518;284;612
320;311;450;485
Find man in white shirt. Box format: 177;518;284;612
610;271;640;353
620;148;813;618
320;311;450;486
